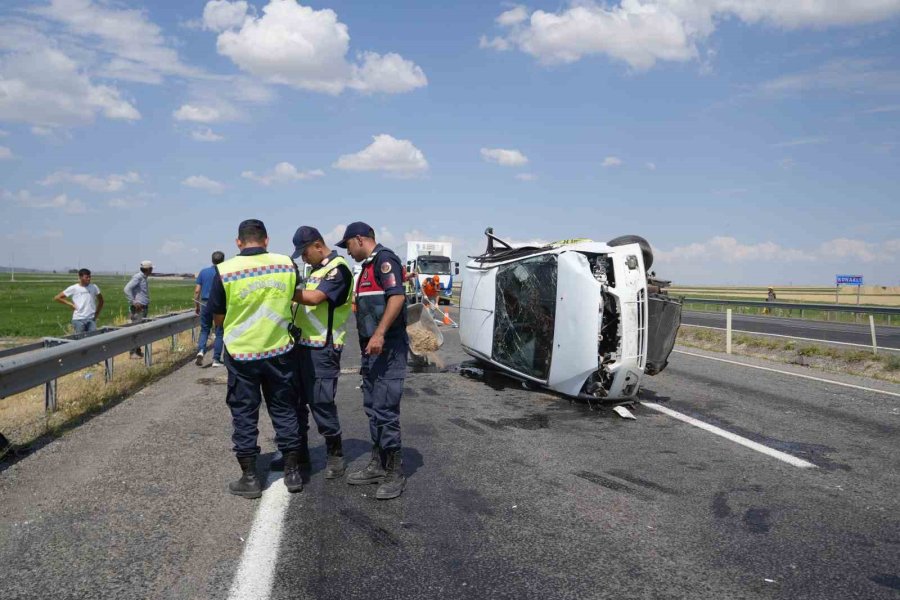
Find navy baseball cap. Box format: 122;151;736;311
335;221;375;248
291;226;323;259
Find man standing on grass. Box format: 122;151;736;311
194;251;225;367
124;260;153;359
54;268;103;333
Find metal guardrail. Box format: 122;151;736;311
680;297;900;316
0;311;199;412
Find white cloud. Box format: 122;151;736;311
772;136;828;147
31;126;53;136
0;146;12;160
817;238;880;263
481;147;529;167
349;52;428;94
3;189;87;214
0;46;140;127
40;170;141;193
602;156;623;168
863;104;900;114
334;134;429;176
203;0;250;32
173;104;227;123
182;175;226;194
516;173;537;181
656;236;815;263
214;0;426;95
0;129;8;137
645;162;657;170
108;196;148;209
779;157;796;170
31;0;198;82
497;5;530;27
4;229;64;242
241;162;325;185
756;58;900;96
160;239;199;257
191;128;225;142
481;1;900;70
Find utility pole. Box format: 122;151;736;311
10;252;14;282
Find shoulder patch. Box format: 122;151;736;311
380;261;393;274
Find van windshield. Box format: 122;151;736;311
492;254;557;380
417;257;452;275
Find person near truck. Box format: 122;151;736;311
124;260;153;358
274;225;352;481
208;219;305;498
194;251;225;367
337;221;409;500
54;268;103;333
765;286;776;315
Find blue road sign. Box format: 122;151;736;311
836;275;863;286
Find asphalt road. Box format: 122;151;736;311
1;315;898;599
682;310;900;350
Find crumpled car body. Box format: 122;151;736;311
459;231;681;402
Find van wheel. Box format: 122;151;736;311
608;235;653;270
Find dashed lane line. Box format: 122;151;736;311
640;402;817;469
673;349;900;398
227;474;291;600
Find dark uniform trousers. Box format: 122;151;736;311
295;344;343;440
360;336;408;451
225;350;304;458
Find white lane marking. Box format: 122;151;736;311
640;402;817;469
680;323;900;352
673;349;900;398
227;474;291;600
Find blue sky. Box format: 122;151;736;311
1;0;899;285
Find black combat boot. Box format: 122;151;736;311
271;442;309;472
324;435;346;480
283;450;304;493
229;455;262;499
346;445;385;485
376;449;406;500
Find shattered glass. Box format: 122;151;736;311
492;255;558;379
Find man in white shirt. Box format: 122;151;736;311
54;268;104;333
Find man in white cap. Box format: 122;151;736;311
124;260;153;358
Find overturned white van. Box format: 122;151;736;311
459;229;681;402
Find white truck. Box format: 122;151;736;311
459;229;681;403
405;241;459;305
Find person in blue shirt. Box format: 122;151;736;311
194;251;225;367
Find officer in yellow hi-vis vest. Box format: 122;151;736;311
208;219;305;499
285;226;353;479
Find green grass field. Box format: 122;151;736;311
0;273;196;338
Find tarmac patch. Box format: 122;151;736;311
742;508;771;534
448;418;486;435
196;378;226;386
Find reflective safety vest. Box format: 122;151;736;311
219;252;296;360
294;255;352;349
354;246;407;340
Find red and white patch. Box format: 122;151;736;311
380;261;392;274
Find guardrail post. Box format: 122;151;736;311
191;326;196;344
171;334;177;351
726;309;733;355
104;357;114;382
870;315;878;355
144;342;153;367
45;379;57;412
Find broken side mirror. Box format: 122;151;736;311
455;262;460;275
